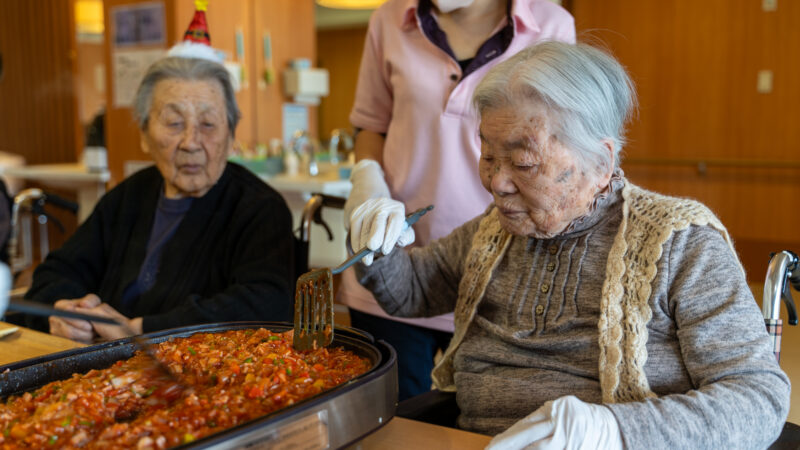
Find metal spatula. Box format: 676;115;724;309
7;299;185;388
293;205;434;351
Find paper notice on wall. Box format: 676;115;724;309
112;49;165;108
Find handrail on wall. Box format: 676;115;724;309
624;157;800;176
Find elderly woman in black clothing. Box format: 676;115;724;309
25;56;295;342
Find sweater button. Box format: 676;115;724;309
546;262;555;271
548;245;558;255
540;283;550;294
535;304;544;315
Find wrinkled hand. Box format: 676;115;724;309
78;303;143;341
486;396;623;450
349;197;415;266
50;294;102;343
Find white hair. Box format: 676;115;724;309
473;41;636;173
133;56;240;136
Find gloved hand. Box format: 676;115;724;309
349;197;415;265
486;396;623;450
343;159;392;230
344;159;414;265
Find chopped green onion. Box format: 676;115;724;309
4;428;10;437
244;357;253;363
245;329;255;336
48;435;58;445
61;415;72;427
187;346;197;355
79;420;92;426
268;336;280;341
144;386;157;397
286;368;292;375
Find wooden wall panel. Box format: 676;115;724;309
0;0;80;165
103;0;175;185
174;0;254;147
570;0;800;280
75;41;107;125
316;26;366;138
252;0;317;145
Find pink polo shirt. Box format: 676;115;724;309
339;0;576;332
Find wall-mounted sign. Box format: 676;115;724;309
111;2;165;47
112;48;165;108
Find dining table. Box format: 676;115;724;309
0;321;491;450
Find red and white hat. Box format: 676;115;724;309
167;0;223;63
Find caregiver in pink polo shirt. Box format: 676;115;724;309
340;0;575;400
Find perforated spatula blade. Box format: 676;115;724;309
292;205;433;351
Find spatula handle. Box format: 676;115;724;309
332;205;434;274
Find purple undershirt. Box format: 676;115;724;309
121;190;193;308
416;0;514;79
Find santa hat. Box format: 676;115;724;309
167;0;224;63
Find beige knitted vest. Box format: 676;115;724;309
431;183;740;403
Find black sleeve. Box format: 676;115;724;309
24;193;113;305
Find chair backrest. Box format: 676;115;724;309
293;192;346;292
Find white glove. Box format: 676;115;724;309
343;159;392;230
349;198;415;266
486;396;623;450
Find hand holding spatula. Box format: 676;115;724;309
293;205;434;351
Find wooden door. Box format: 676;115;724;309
0;0;81;165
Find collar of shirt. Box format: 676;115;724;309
398;0;542;35
399;0;541;78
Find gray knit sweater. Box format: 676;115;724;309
356;184;790;449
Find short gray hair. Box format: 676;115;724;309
473;41;636;172
133;57;241;135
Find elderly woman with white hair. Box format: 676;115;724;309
25;56;295;342
350;41;789;448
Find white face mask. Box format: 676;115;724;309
431;0;476;14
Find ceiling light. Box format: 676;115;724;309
316;0;386;9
